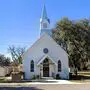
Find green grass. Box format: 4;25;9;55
70;80;90;83
0;78;6;83
0;77;11;83
78;71;90;76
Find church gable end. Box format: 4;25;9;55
23;4;69;80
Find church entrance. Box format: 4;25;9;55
43;58;49;77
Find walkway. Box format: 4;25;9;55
0;84;90;90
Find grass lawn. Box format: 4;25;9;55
72;71;90;75
0;77;6;83
70;71;90;83
70;80;90;83
0;71;90;83
0;76;11;83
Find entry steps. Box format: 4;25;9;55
41;77;54;80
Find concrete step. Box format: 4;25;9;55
41;77;54;80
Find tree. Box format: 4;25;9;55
0;54;11;66
8;46;25;65
52;17;90;70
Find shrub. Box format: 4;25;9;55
56;74;61;79
32;75;40;80
32;75;36;80
36;75;40;79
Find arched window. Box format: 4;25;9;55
58;60;61;72
30;60;34;72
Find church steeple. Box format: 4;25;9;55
40;4;51;36
41;4;48;20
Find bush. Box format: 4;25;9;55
36;75;40;79
32;75;40;80
56;74;61;79
69;72;72;80
32;75;36;80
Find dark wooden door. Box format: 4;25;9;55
43;58;49;77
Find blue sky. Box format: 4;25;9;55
0;0;90;57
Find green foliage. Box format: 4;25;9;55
56;74;61;79
31;75;40;80
0;54;11;66
52;17;90;70
32;75;36;80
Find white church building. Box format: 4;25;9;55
23;5;69;80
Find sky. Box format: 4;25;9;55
0;0;90;57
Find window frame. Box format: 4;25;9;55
30;60;34;72
58;60;61;72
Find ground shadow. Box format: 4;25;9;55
70;75;90;80
0;87;43;90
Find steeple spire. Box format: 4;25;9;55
40;3;52;36
41;4;48;19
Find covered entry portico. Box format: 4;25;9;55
37;55;57;78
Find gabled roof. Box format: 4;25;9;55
37;54;57;66
22;33;45;59
22;32;68;60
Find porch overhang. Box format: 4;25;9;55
37;55;57;66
